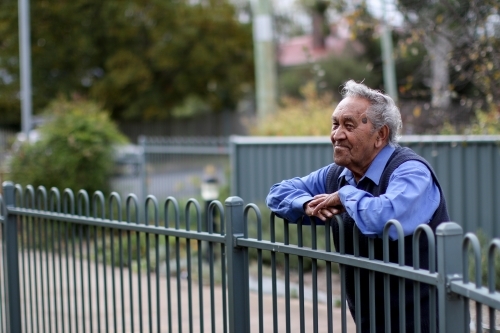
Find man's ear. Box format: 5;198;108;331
375;125;389;148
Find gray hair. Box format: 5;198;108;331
341;80;402;146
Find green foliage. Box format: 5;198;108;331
250;81;335;136
0;0;254;125
278;53;381;102
396;0;500;105
469;107;500;134
346;2;430;100
440;104;500;135
10;98;127;194
395;38;429;99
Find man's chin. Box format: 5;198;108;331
333;157;348;166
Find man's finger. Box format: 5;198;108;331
312;204;324;215
316;209;327;221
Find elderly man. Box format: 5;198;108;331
266;80;450;332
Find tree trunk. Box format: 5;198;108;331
425;33;452;109
311;9;326;49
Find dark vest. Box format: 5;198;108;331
326;146;450;333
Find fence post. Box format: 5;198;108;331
2;181;21;333
225;196;249;333
436;222;465;333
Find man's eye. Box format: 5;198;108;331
332;124;339;130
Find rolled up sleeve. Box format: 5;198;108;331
266;165;332;223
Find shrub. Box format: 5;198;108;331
10;98;128;194
249;81;335;136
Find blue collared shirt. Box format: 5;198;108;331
266;145;440;240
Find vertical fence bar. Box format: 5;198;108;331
297;219;305;333
436;222;465;333
225;196;249;333
193;199;204;333
186;227;192;333
257;213;264;333
110;229;117;333
311;219;318;333
72;223;79;333
58;220;65;333
334;215;348;333
284;219;290;333
155;224;161;333
3;182;22;333
270;214;277;333
220;209;228;333
25;186;39;333
78;224;86;333
174;199;182;333
33;214;40;333
28;214;35;333
84;224;92;333
208;204;215;333
65;220;73;333
0;197;8;333
368;238;376;333
462;233;482;332
93;225;101;332
325;219;333;333
18;191;28;333
43;216;49;333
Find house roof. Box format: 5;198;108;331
278;34;364;67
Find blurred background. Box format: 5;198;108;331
0;0;499;205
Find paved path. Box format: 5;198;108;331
15;250;356;332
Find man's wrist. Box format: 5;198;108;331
293;196;313;213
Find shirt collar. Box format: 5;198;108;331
338;145;395;186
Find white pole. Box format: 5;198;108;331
380;0;398;102
18;0;33;136
251;0;277;119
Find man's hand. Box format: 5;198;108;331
304;192;345;221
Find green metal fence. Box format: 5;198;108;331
1;182;500;332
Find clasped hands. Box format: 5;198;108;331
303;192;345;221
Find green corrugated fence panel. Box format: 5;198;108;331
230;135;500;238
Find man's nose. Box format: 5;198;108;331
331;127;346;142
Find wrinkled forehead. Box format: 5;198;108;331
331;97;370;121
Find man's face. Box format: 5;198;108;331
330;96;380;179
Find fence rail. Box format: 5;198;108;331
1;182;500;332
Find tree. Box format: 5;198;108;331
299;0;345;49
9;97;127;194
0;0;254;126
396;0;500;109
